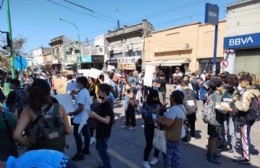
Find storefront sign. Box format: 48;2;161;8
81;55;92;63
118;57;136;70
205;3;219;25
224;33;260;49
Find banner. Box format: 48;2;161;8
143;65;155;87
53;94;74;113
53;78;67;94
118;57;136;70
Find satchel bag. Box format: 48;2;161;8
153;128;166;153
164;118;183;142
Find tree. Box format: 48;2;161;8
0;35;28;69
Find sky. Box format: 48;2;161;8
0;0;241;53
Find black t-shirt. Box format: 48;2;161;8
157;77;166;92
96;101;114;138
6;91;16;108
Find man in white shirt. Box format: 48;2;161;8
66;74;77;94
68;76;92;161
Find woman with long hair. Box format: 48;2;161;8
13;79;71;151
141;89;165;168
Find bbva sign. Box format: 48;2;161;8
224;33;260;49
229;36;254;46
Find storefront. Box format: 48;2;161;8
81;55;104;70
224;33;260;76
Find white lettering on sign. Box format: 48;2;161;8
229;36;254;46
209;11;217;17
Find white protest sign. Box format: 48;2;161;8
53;94;74;113
78;69;91;77
143;65;155;87
107;65;115;72
86;68;103;79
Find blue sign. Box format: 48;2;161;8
14;55;27;71
81;55;92;63
224;33;260;49
205;3;219;25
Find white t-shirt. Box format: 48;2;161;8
165;105;186;138
73;88;91;124
66;80;77;94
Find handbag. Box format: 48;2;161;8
153;128;166;153
164;118;183;142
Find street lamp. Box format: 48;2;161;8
58;18;81;69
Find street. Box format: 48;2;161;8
63;89;260;168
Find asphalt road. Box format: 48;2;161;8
64;99;260;168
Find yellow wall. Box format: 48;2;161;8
144;21;226;72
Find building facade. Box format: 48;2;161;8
105;20;154;72
49;35;78;72
80;35;105;70
224;0;260;80
32;47;51;65
144;21;226;81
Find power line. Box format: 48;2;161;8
45;0;116;25
63;0;94;13
63;0;125;24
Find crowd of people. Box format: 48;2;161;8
0;66;259;168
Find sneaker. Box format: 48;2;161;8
71;152;84;161
149;157;158;165
216;144;228;151
143;161;151;168
234;158;250;164
121;125;127;128
224;149;234;154
213;152;221;158
83;149;91;155
129;126;136;130
90;137;96;145
207;154;221;164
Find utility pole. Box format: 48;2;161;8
6;0;15;79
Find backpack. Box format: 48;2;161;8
201;94;220;125
15;88;28;117
183;89;197;115
248;95;260;121
30;103;66;152
110;84;118;99
238;94;260;124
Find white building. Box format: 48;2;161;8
224;0;260;78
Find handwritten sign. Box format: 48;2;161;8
118;57;136;70
53;78;67;94
143;65;155;87
53;94;74;113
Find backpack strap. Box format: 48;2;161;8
30;104;53;128
52;103;60;117
1;112;13;139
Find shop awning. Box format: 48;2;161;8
160;59;190;66
145;61;164;66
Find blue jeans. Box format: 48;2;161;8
73;124;90;153
222;115;236;149
96;138;111;168
163;140;181;168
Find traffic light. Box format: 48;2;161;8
0;31;11;49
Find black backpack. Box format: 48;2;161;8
29;103;66;152
183;89;197;115
238;94;260;124
15;88;28;117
